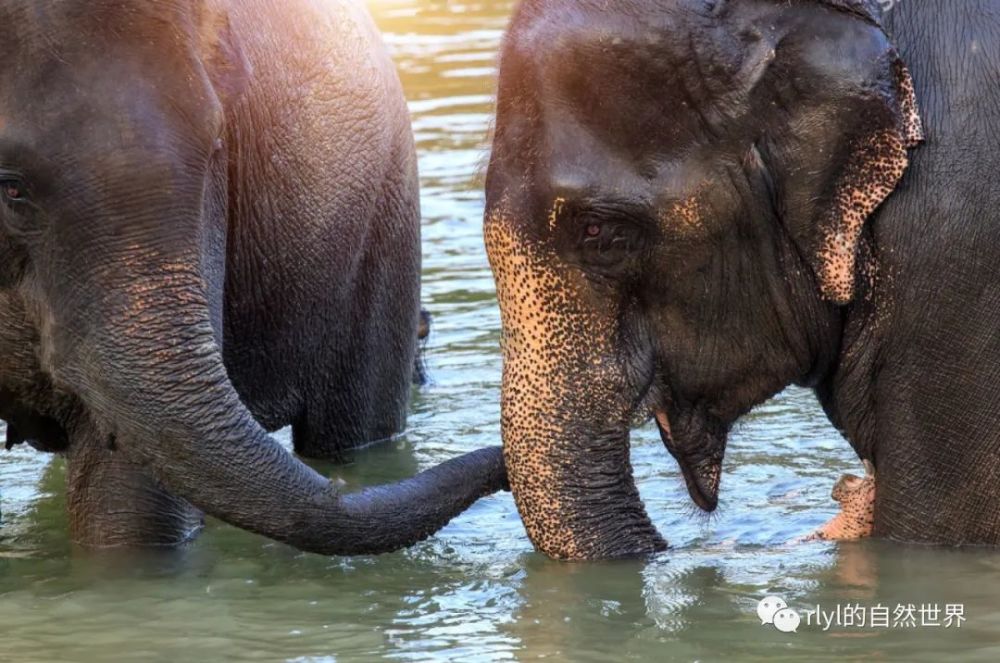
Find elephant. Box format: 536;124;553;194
485;0;1000;559
0;0;507;554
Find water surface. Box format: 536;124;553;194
1;1;997;661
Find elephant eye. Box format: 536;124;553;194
578;220;644;268
0;178;28;206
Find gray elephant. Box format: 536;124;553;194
0;0;506;553
485;0;999;559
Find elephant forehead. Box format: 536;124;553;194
525;17;747;155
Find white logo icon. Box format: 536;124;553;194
757;596;788;626
773;607;801;633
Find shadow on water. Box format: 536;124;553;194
1;1;1000;661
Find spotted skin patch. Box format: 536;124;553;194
817;128;910;304
663;193;706;236
816;55;923;305
485;202;665;560
894;57;925;145
700;462;721;498
812;461;876;541
548;197;565;232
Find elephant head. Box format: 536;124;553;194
0;1;506;554
485;0;921;559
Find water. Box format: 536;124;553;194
1;1;997;661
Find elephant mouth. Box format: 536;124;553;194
654;410;721;513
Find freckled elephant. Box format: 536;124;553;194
486;0;1000;559
0;0;506;553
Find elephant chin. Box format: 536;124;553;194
655;411;722;513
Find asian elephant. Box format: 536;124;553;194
486;0;1000;559
0;0;507;553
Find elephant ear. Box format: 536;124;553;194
754;3;923;305
195;2;251;108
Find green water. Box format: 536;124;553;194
1;1;998;661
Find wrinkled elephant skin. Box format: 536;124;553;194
487;0;1000;558
0;0;507;554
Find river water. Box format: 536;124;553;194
1;1;997;661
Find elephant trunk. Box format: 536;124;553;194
63;260;506;555
132;410;507;556
500;389;666;560
485;209;665;560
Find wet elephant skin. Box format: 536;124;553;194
0;0;506;553
486;0;1000;559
